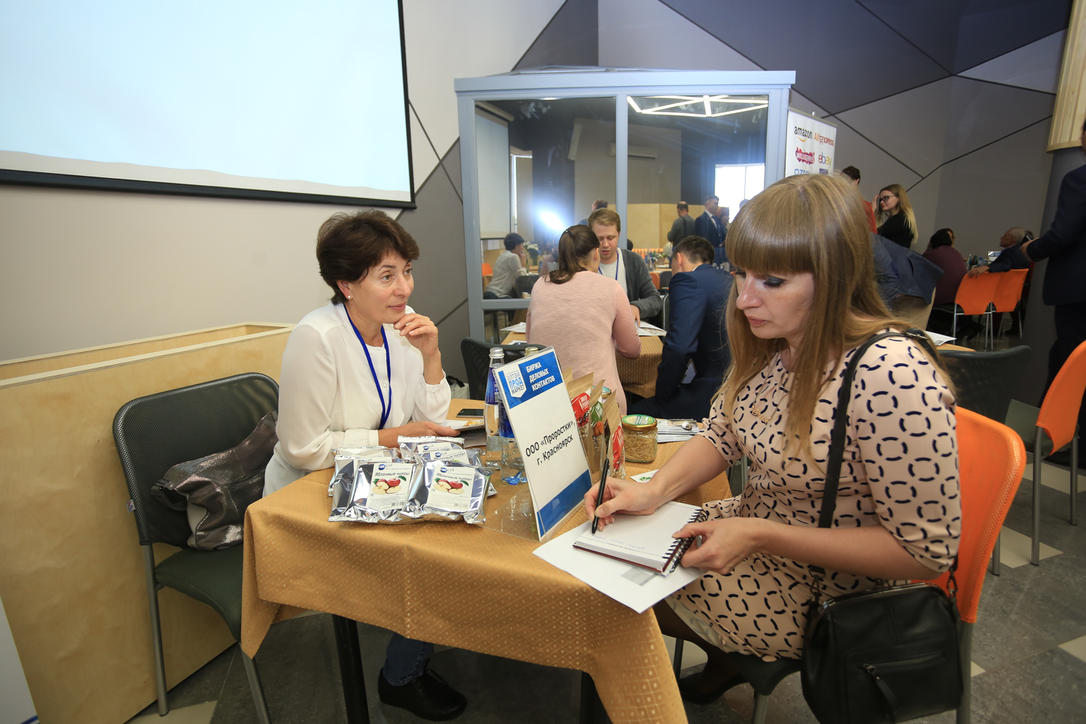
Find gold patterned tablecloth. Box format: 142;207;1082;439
242;470;697;723
503;331;663;399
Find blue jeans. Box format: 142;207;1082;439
382;634;433;685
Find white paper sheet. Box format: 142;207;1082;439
533;521;701;613
500;322;527;333
637;321;667;337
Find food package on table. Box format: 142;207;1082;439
405;461;488;525
329;460;421;524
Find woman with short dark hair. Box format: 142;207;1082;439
264;210;465;720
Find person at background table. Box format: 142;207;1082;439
839;165;876;232
968;227;1033;277
484;232;527;299
588;207;662;324
667;200;696;245
586;173;959;703
577;198;608;226
875;183;917;248
922;227;966;305
631;235;731;420
527;224;640;413
694;194;728;266
264;210;466;721
1022;117;1086;466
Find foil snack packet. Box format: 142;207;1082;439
329;460;421;524
406;461;488;525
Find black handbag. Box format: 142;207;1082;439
800;330;963;724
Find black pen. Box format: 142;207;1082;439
591;456;610;534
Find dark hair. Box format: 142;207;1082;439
673;235;714;265
840;165;861;182
549;225;599;284
503;232;526;251
677;201;689;211
704;194;719;204
316;210;420;304
929;227;954;248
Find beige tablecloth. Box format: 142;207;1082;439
242;470;706;723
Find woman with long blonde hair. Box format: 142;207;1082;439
875;182;917;248
585;174;959;702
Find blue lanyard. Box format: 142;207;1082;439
347;315;392;429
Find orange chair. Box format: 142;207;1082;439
1005;339;1086;564
669;407;1025;724
481;262;493;277
990;268;1029;337
928;408;1025;722
650;271;661;289
950;272;1002;349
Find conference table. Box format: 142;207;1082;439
503;331;664;399
241;399;728;724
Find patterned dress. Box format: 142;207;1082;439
669;335;960;660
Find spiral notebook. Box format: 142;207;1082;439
573;501;706;575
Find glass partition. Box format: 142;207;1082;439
474;97;615;332
456;70;794;343
624;93;768;270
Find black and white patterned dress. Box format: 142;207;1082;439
669;335;960;660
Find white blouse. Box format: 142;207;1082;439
263;302;450;494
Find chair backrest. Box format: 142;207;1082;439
990;269;1029;314
460;337;493;400
938;345;1030;422
515;273;539;297
650;271;661;289
930;408;1025;623
953;272;1002;315
481;262;493;276
1036;338;1086;451
113;373;279;547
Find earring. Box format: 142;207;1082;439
346;295;353;300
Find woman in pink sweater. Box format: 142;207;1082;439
527;225;641;412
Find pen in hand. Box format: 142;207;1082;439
591;456;610;534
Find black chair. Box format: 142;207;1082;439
938;345;1031;423
113;373;278;721
515;273;540;297
460;337;533;399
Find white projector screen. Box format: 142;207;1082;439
0;0;414;207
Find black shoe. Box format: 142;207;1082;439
677;670;745;704
378;668;467;721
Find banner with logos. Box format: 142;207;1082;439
785;110;837;177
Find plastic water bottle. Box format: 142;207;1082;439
484;347;504;464
497;372;523;471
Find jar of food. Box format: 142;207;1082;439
621;414;658;464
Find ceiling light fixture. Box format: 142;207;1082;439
627;95;767;118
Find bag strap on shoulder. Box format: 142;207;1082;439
809;328;952;593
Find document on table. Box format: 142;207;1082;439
637;321;666;336
500;322;527;333
927;331;955;346
534;521;701;613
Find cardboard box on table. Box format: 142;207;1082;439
0;323;290;724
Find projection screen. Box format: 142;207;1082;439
0;0;415;207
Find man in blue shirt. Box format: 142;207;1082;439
632;236;731;419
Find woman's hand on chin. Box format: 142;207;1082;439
394;313;440;357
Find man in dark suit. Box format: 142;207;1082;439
1022;118;1086;464
632;236;731;419
667;201;695;246
694;194;727;265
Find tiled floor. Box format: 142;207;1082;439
127;452;1086;724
